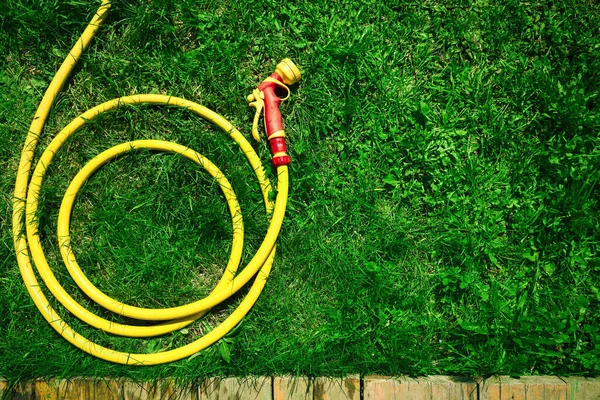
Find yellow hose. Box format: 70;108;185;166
12;0;289;365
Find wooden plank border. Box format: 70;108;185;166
363;375;477;399
1;375;599;399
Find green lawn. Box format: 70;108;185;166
1;0;599;381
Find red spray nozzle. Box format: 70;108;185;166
247;59;301;167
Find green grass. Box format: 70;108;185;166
1;0;599;382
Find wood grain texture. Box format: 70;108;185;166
423;376;478;400
313;376;360;400
363;376;416;399
93;379;122;400
123;379;194;400
3;374;599;399
364;375;477;400
200;377;271;400
34;380;60;400
273;376;312;400
480;376;567;400
563;376;600;400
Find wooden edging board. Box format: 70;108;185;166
1;375;599;399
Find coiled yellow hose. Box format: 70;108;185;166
12;0;289;365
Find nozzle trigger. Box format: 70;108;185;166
247;89;264;142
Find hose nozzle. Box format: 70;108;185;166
275;58;301;86
248;59;301;167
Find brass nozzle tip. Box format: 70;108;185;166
275;58;301;86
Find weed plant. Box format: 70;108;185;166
0;0;599;381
